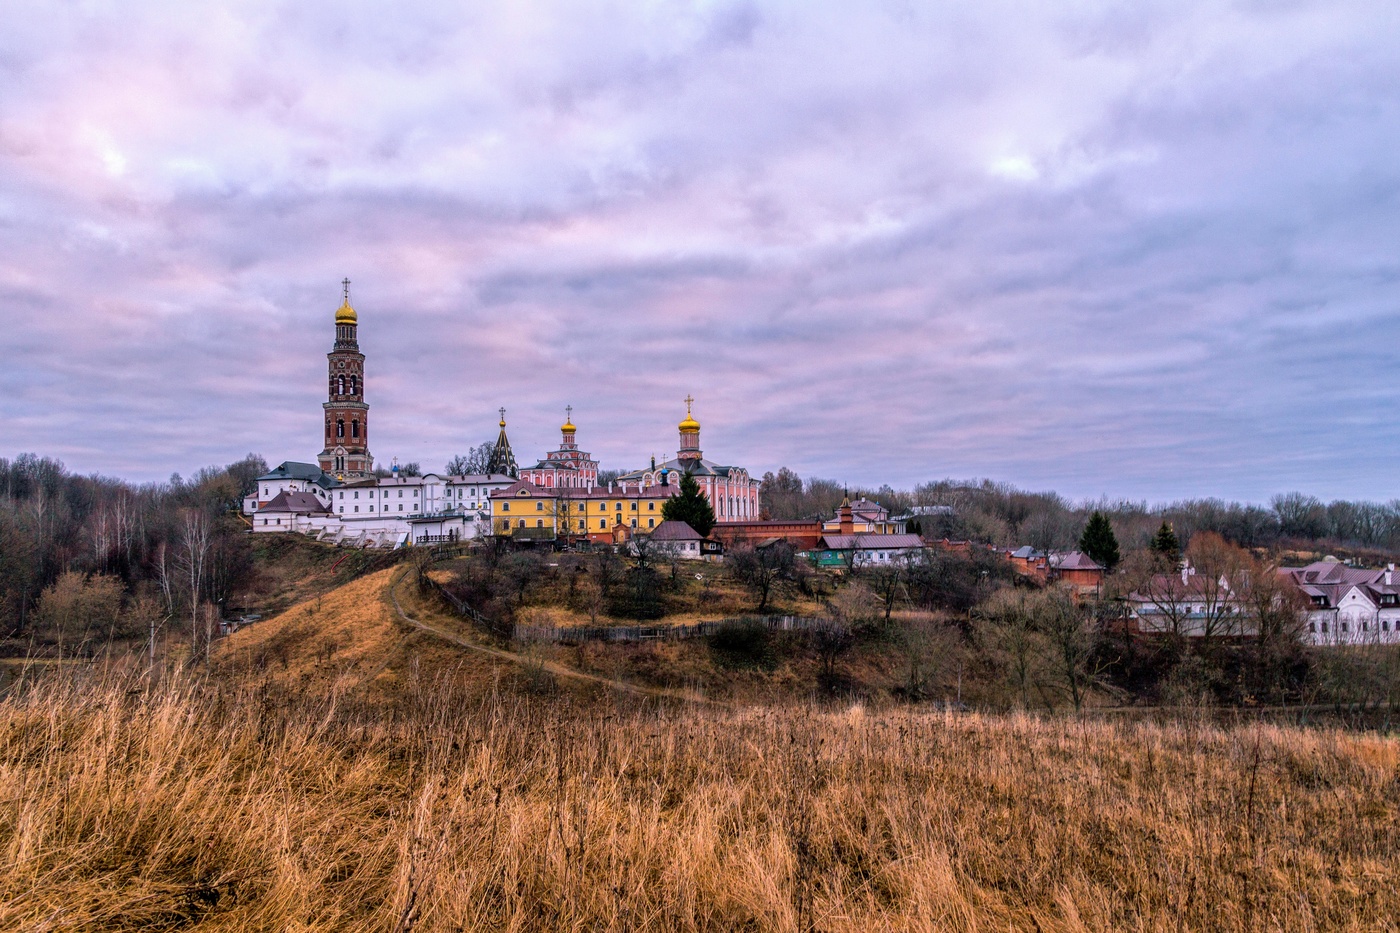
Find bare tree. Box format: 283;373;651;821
811;582;876;684
1035;588;1098;712
811;618;854;681
976;587;1045;709
863;553;912;621
445;442;496;476
1185;532;1251;642
175;509;211;661
729;542;795;613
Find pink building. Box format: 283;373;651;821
616;397;761;523
518;407;600;489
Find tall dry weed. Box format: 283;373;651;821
1;666;1397;931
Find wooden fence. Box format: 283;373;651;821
512;614;820;645
416;571;819;645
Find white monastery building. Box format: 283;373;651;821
245;286;764;548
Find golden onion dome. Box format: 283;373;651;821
561;419;576;435
678;395;700;432
335;299;357;325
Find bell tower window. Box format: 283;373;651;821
337;419;345;439
337;375;345;395
351;420;360;439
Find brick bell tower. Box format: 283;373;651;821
317;279;373;480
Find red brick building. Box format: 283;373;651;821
709;520;823;550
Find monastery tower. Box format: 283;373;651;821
317;279;374;479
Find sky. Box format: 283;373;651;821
2;0;1399;505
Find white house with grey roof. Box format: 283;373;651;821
245;462;515;547
1280;559;1400;645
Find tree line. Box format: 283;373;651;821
0;452;266;661
760;467;1400;556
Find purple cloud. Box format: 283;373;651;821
2;0;1399;503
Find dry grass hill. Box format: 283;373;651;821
2;554;1398;931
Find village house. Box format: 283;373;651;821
1004;547;1105;593
1279;559;1400;646
1125;565;1252;638
644;520;706;560
807;497;925;569
820;497;907;535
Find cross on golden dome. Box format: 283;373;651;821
679;394;700;432
335;277;357;325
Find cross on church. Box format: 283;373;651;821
499;407;507;424
565;404;573;422
684;394;694;415
342;278;351;303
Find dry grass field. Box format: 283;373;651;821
2;661;1398;932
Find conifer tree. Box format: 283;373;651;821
661;471;716;538
1150;520;1181;566
1078;511;1120;571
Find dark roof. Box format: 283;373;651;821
1281;560;1382;587
1051;551;1103;571
649;520;701;541
260;490;333;515
489;480;549;498
257;461;340;489
257;461;323;481
489;482;674;501
486;427;517;478
1128;573;1229;601
618;457;748;480
819;534;925;550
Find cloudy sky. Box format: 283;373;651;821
2;0;1398;503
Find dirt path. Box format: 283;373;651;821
385;568;725;706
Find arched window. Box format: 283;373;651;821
350;375;357;395
336;419;345;438
337;375;345;395
351;420;360;438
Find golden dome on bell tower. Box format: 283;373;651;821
335;278;357;325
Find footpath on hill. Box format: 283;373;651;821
386;567;725;706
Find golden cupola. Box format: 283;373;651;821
678;395;701;432
561;406;577;435
335;278;357;325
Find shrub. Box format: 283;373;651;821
708;619;775;670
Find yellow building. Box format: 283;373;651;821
490;480;678;542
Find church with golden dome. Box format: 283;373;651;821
616;396;761;522
317;279;374;479
260;280;763;546
518;406;600;488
